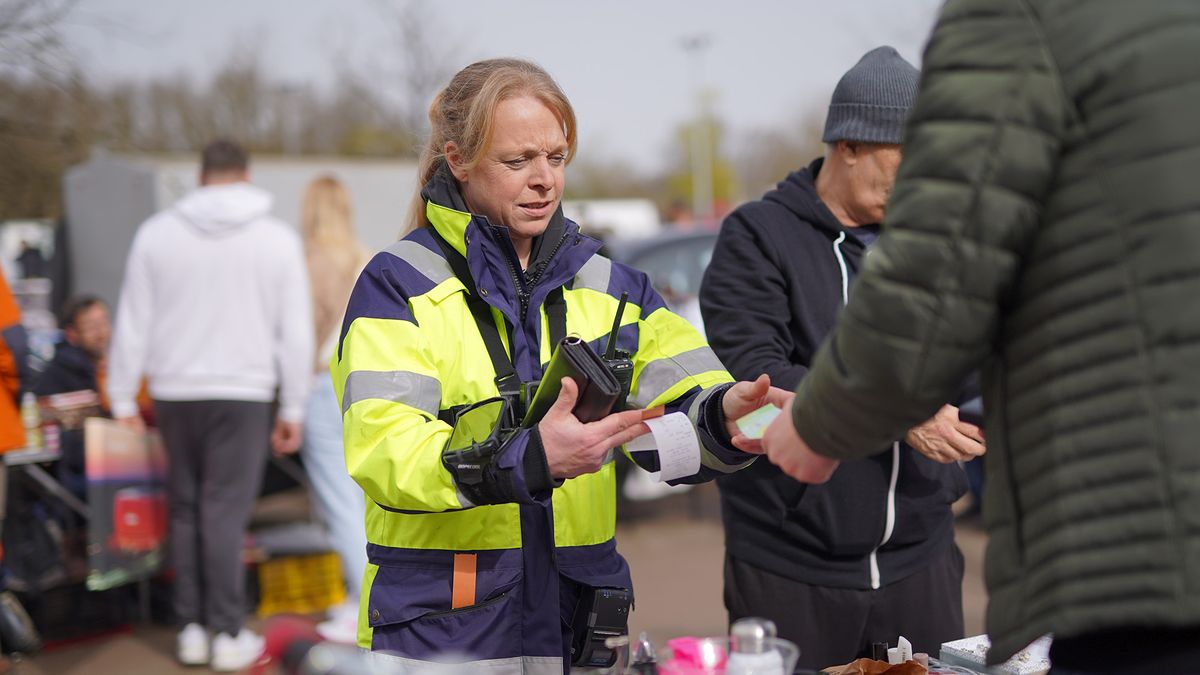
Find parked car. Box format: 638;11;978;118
604;230;718;336
604;230;720;505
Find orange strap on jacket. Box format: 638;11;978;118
451;553;477;609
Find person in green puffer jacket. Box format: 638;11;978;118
755;0;1200;672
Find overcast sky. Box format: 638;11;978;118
61;0;945;172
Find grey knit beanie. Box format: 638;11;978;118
821;46;919;145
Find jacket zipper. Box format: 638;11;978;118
832;232;900;591
499;249;526;317
870;442;901;589
421;590;509;620
495;226;568;322
521;232;568;321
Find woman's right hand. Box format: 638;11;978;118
538;377;651;480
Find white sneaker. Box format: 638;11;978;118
316;599;360;644
210;628;265;672
176;623;209;665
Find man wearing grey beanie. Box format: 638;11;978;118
699;46;981;669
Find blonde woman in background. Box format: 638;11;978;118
299;175;371;643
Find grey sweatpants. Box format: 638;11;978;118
155;399;271;636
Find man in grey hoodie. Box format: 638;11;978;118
107;139;313;672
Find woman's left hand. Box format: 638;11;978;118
722;374;792;453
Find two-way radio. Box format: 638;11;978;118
603;292;635;411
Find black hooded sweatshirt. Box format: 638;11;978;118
699;158;968;589
33;341;102;498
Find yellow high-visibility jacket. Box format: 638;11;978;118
332;170;752;673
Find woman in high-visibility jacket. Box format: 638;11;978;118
332;58;785;673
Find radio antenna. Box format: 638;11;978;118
605;292;629;360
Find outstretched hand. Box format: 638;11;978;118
760;403;839;484
722;374;793;454
538;378;651;480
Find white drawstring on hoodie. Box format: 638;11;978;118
831;231;900;590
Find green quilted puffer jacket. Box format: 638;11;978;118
791;0;1200;663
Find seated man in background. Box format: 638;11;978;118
34;295;112;500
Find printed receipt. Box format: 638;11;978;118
625;412;702;482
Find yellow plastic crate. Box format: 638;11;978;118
257;551;346;617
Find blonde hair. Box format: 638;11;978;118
302;175;371;369
405;58;578;233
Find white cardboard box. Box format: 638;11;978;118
938;635;1051;675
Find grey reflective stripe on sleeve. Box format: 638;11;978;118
455;486;476;509
572;255;611;294
688;386;754;474
342;370;441;416
631;346;727;408
363;650;563;675
384;240;454;286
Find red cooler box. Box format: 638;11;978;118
111;487;167;553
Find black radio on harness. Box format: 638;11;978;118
602;292;634;412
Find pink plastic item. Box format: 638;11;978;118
659;637;729;675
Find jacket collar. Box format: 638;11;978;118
421;166;473;258
419;163;574;275
417;164;598;327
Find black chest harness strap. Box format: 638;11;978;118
429;227;567;425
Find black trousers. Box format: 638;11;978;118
724;543;965;671
156;399;271;636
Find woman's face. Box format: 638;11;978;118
447;96;567;243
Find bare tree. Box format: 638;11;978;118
732;113;826;202
208;46;270;144
566;158;658;201
662;115;740;223
0;0;78;79
0;0;89;218
372;0;455;138
0;69;94;219
0;1;447;219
